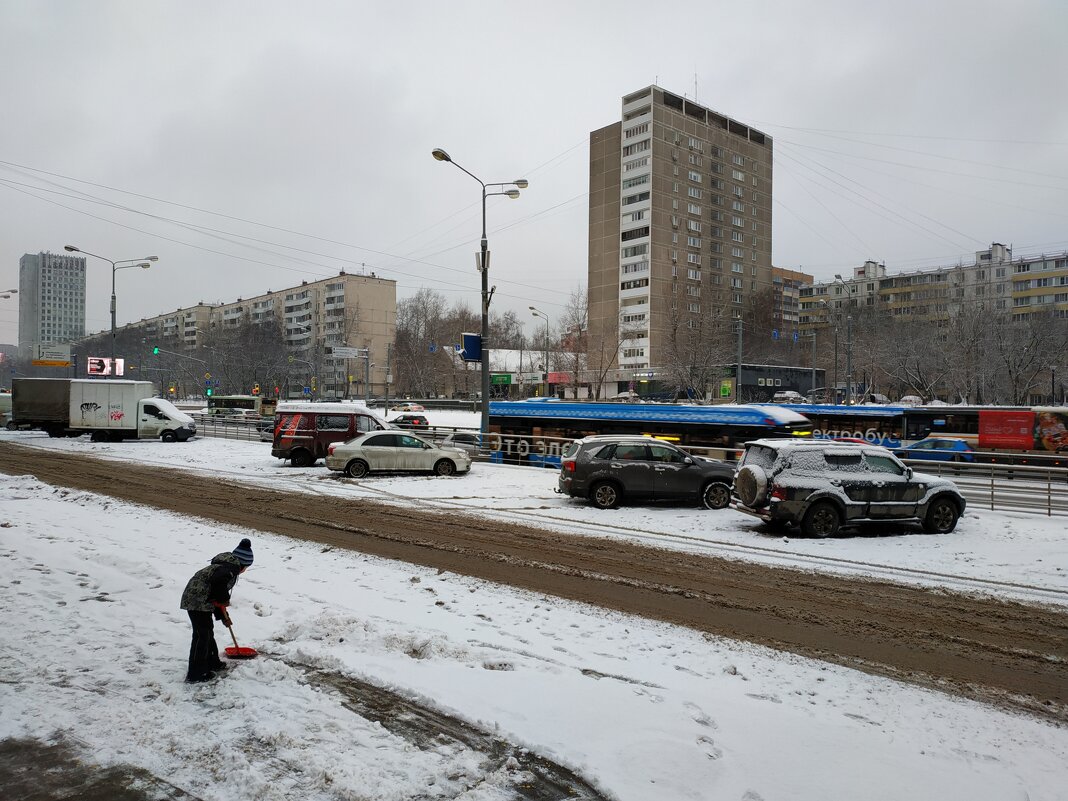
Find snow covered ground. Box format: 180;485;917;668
1;419;1067;800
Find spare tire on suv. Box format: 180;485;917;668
733;464;769;507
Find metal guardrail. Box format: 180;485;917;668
899;458;1068;517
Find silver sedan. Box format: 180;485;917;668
325;430;472;478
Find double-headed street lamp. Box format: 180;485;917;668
0;288;16;299
529;306;550;397
432;148;528;435
65;245;157;369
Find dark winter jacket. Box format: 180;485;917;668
180;552;244;612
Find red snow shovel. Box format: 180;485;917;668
221;611;258;659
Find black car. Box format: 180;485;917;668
557;435;735;510
391;414;430;429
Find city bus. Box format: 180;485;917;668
781;403;1068;464
206;394;277;418
488;399;813;466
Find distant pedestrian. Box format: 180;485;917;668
179;538;254;683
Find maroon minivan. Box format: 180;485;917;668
271;402;389;467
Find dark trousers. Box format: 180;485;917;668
187;610;222;679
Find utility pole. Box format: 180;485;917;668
735;316;743;402
846;315;854;405
809;331;817;398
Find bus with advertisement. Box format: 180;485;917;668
781;403;1068;464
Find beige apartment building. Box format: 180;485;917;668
799;243;1068;327
588;86;775;397
116;270;396;397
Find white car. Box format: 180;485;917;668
389;402;425;412
325;430;471;478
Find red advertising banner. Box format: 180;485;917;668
978;409;1035;450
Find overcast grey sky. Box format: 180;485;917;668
2;0;1066;346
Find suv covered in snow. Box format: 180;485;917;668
557;435;736;510
731;439;966;537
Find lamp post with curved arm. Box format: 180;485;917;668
432;148;527;434
833;275;854;404
529;306;550;397
65;245;157;370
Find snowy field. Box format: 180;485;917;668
1;417;1067;800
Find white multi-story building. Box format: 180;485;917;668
17;251;87;359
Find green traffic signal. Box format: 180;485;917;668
205;388;213;396
152;346;160;355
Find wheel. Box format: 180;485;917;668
590;481;621;509
433;459;456;477
290;450;315;468
801;501;841;538
47;428;65;438
734;465;768;507
702;481;731;510
345;459;369;479
161;430;177;443
90;431;107;442
923;497;960;534
5;421;16;431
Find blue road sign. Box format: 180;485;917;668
302;386;311;395
772;329;779;340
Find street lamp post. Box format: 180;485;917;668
432;148;528;435
529;306;550;398
833;274;855;405
64;245;157;370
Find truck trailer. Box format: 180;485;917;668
11;378;196;442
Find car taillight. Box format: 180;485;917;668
771;484;787;501
327;444;336;456
562;460;576;473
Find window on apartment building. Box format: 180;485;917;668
687;236;701;247
732;262;743;273
687;303;701;313
732;247;743;258
621;278;650;291
688;170;702;183
624;157;649;172
732;200;745;212
621;261;649;275
687;187;702;199
686;285;701;297
731;230;743;242
621;174;649;189
622;348;646;358
673;182;680;193
622;139;650;157
709;258;722;269
625;210;646;223
621;224;648;241
622;191;650;206
689;154;702;166
687;253;701;265
687;203;701;215
688;221;701;233
621;244;648;258
710;243;723;254
689;137;703;151
688;268;701;280
732;169;745;181
624;122;650;138
732;154;744;166
732;216;744;227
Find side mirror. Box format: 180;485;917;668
683;456;694;465
905;467;913;480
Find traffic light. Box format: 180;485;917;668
205;388;213;396
152;346;160;355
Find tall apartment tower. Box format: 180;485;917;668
17;251;87;359
588;86;774;397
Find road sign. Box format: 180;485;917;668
459;333;481;362
32;344;72;367
326;346;365;359
302;386;311;395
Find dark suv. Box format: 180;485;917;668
732;438;966;537
557;435;736;510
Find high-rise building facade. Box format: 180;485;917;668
18;251;87;359
588;86;775;395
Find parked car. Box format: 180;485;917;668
439;431;481;455
731;439;966;537
325;431;471;478
391;414;430;429
557;435;736;510
770;390;806;404
390;402;425;412
271;402;389;467
894;438;976;462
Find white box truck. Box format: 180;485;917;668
11;378;196;442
